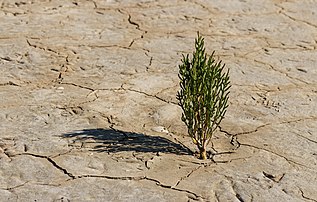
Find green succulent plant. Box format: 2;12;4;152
177;33;231;160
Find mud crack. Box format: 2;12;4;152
72;174;203;200
26;39;59;55
280;11;317;29
173;165;203;187
239;144;315;170
8;151;202;197
219;123;271;149
59;81;175;105
127;14;140;30
0;56;13;62
117;9;147;48
125;88;177;105
220;117;317;148
6;181;29;191
61;82;95;91
0;81;21;87
299;187;317;202
14;153;75;179
144;52;153;71
253;59;309;84
293;132;317;144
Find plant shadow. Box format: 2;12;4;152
62;128;192;155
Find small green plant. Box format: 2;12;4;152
177;33;231;160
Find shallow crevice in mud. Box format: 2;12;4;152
0;81;21;87
8;151;203;200
251;58;310;85
26;39;59;55
125;87;177;105
239;144;314;170
299;188;317;202
5;181;29;191
61;82;95;91
219;123;316;170
13;153;75;179
293;132;317;144
173;165;203;187
74;174;203;200
116;8;147;48
219;123;271;139
220;117;317;148
60;81;177;105
279;10;317;29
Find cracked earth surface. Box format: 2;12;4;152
0;0;317;201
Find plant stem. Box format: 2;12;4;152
199;147;207;160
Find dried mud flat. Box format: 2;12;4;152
1;0;317;201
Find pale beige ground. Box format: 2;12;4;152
0;0;317;201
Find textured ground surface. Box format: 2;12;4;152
1;0;317;201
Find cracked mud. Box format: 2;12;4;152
1;0;317;201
